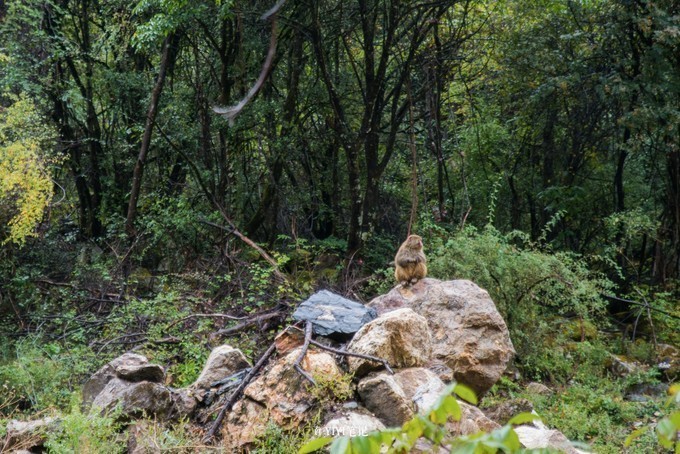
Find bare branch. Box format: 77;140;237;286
203;342;277;443
293;321;316;385
213;1;286;124
309;339;395;375
215;311;284;337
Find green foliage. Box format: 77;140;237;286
253;414;322;454
0;1;679;453
0;337;98;414
101;290;211;386
299;382;539;454
132;0;231;49
624;286;680;348
309;372;354;403
121;419;209;453
427;225;613;380
45;395;123;454
136;194;208;270
625;383;680;453
528;376;666;453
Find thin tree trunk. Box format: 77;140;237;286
125;35;173;237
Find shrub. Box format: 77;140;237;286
0;337;98;414
45;396;123;454
426;225;614;381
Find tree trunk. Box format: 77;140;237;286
125;35;174;237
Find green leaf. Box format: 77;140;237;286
492;424;513;441
503;427;521;451
378;428;401;445
444;395;462;421
454;383;478;405
624;426;649;447
671;411;680;427
330;436;351;454
430;394;460;424
507;412;541;426
298;436;333;454
403;417;424;443
657;417;677;440
350;435;378;453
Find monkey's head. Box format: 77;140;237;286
405;234;423;250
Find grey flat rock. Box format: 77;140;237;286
292;290;377;339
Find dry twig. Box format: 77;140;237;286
203;342;278;443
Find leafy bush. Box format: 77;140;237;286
45;396;123;454
426;225;614;381
310;372;354;402
626;383;680;453
536;382;637;449
0;337;98;414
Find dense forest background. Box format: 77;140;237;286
0;0;679;452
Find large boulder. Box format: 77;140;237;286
83;353;198;421
357;372;415;427
244;347;344;426
4;417;59;452
191;345;251;390
92;379;174;419
82;353;159;406
448;401;500;436
221;398;270;450
514;419;583;454
274;326;306;355
292;290;378;340
357;367;498;434
483;398;534;425
347;308;432;377
357;367;455;427
368;279;515;395
657;343;679;380
392;368;447;414
526;382;553;396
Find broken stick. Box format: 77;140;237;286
203;342;277;443
293;321;316;384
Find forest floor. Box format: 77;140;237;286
0;233;677;453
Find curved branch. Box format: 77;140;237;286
213;1;286;124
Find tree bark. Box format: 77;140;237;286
125;35;174;238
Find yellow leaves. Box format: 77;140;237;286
0;96;57;246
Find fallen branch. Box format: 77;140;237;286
601;294;680;321
165;313;247;330
213;369;251;394
36;279;77;289
308;339;395;375
293;321;316;385
215;311;284;337
203;369;251;406
203;342;278;443
201;216;287;283
92;332;145;353
130;336;181;352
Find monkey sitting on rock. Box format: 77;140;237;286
394;234;427;286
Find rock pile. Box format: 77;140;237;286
4;281;577;453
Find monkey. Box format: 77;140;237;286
394;234;427;286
